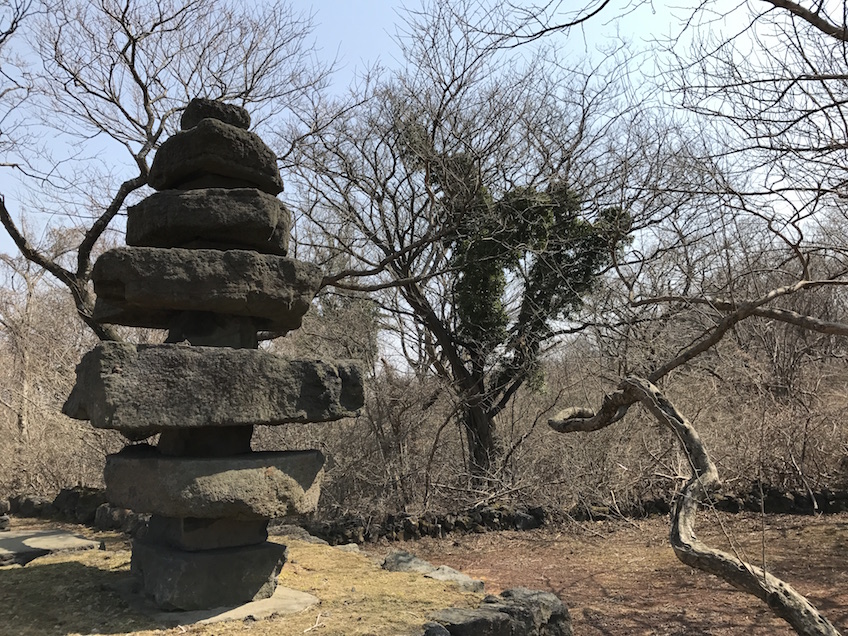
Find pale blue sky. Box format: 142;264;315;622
0;0;681;257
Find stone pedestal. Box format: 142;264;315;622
131;540;287;610
63;98;364;610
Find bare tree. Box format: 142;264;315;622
0;0;331;339
0;232;111;494
470;1;848;632
288;0;641;479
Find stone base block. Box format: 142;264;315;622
144;516;269;551
131;540;286;610
105;446;324;519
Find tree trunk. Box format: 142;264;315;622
463;403;500;477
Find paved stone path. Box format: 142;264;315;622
0;529;99;566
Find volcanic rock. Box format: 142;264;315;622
91;247;321;333
181;98;250;130
105;446;324;519
63;342;364;438
148;118;283;194
127;188;290;255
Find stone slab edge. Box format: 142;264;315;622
64;342;363;438
91;247;321;332
0;529;98;566
109;577;318;628
148;118;282;194
127;188;290;255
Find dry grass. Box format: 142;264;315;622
0;519;483;636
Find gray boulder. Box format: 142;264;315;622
382;550;484;593
127;188;290;255
105;446;324;519
64;342;364;438
430;588;572;636
425;565;485;593
181;98;250;130
429;607;514;636
148;118;283;194
91;247;321;333
267;523;329;545
383;549;438;574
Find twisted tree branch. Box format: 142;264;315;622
549;376;842;636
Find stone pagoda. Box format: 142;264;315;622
63;98;364;611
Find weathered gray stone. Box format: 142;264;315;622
421;623;452;636
131;539;286;610
127;188;290;255
196;586;319;625
144;516;268;551
148;118;282;194
430;607;513;636
105;445;323;519
91;247;321;333
425;565;485;593
483;588;573;636
51;486;109;524
63;342;364;438
382;550;484;593
267;523;329;545
181;98;250;130
94;503;132;531
382;549;438;574
430;588;573;636
0;529;99;566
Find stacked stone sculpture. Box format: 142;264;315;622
63;98;364;611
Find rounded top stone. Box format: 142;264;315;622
181;98;251;130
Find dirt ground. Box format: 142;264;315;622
1;513;845;635
404;512;848;635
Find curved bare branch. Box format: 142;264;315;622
550;376;842;636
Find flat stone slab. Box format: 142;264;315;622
197;585;318;624
105;446;324;518
131;539;286;610
64;342;364;438
127;188;290;255
91;247;321;333
148;118;283;194
0;529;98;566
383;550;484;593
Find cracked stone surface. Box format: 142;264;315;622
105;446;324;519
64;342;364;439
148;118;282;193
127;188;290;255
91;247;321;333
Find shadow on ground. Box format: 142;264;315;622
0;556;170;635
